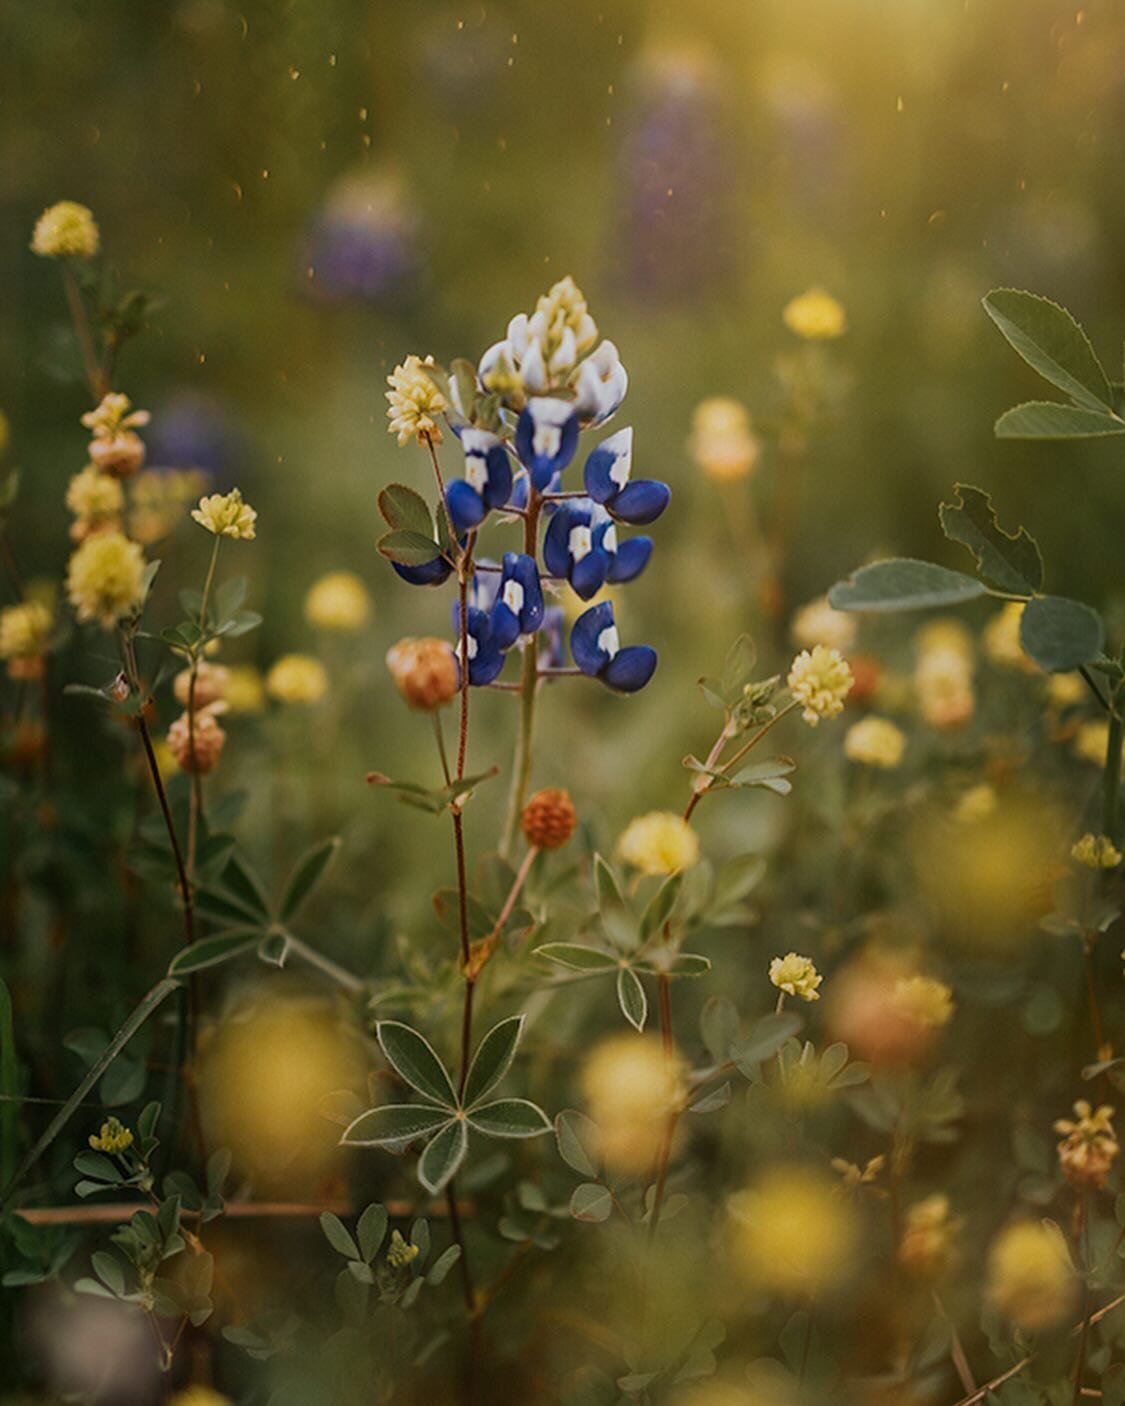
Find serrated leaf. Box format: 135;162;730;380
983;289;1112;411
279;836;340;923
467;1099;551;1139
616;966;647;1032
570;1182;612;1223
377;529;443;567
378;483;434;536
377;1022;457;1108
938;483;1043;596
995;401;1125;439
341;1104;453;1149
417;1119;468;1194
829;558;987;613
555;1110;601;1178
1019;595;1105;672
319;1212;360;1260
463;1016;525;1110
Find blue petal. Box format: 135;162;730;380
570;601;615;676
393;557;453;587
506;552;545;633
481;443;513;510
490;601;520;651
468;641;505;686
446;479;487;532
515;398;580;491
607;535;653;584
571;549;609;600
543;507;575;578
609;480;671;526
583;427;633;504
509;469;530;511
601;645;657;693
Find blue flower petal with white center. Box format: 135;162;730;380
570;601;656;693
514;398;580;491
446;477;487;532
611;479;671;525
458;606;505;687
392;556;454;588
607;535;653;584
490;553;544;649
583;427;633;504
602;645;657;693
542;506;576;578
462;428;513;511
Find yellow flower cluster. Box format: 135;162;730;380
386;354;447;447
769;951;822;1002
66;529;146;627
617;811;700;875
689;397;761;482
1054;1100;1118;1191
728;1166;857;1295
1071;832;1121;870
65;465;125;539
530;274;599;365
81;392;150;478
891;974;954;1030
0;600;53;671
304;571;371;632
386;1229;420;1268
983;601;1036;671
582;1035;685;1173
844;715;905;768
31;201;100;259
266;653;327;704
191;488;257;540
782;287;847;340
790;595;856;653
986;1220;1075;1332
787;644;853;725
89;1116;133;1154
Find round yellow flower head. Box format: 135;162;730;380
66;465;125;529
582;1034;685;1173
891;974;954;1030
266;653;327;705
66;530;146;627
983;601;1033;670
898;1193;961;1280
192;488;257;540
844;715;905;769
769;952;822;1002
222;664;266;715
169;1388;234;1406
1054;1100;1119;1191
952;782;996;825
787;644;853;725
790;595;856;653
0;600;53;665
617;811;700;876
782;287;847;340
304;571;371;632
386;1229;420;1269
728;1166;858;1295
88;1116;133;1154
31;201;100;259
1071;832;1122;870
986;1220;1076;1333
386;354;447;447
689;397;762;482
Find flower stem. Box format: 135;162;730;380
61;265;108;401
499;490;542;860
1102;702;1122;844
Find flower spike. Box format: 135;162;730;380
490;553;545;650
445;428;514;533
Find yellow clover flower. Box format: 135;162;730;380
31;201;100;259
782;287;847;340
0;600;53;663
1071;832;1122;870
266;653;327;704
617;811;700;876
986;1220;1076;1333
66;465;125;526
582;1034;686;1174
790;595;856;653
66;530;146;627
89;1117;133;1154
728;1166;858;1295
891;975;954;1030
222;664;267;715
844;715;905;769
769;952;822;1002
304;571;371;632
385;1229;420;1268
191;488;257;540
787;644;853;725
385;354;446;447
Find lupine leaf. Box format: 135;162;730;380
1019;595;1105;672
467;1099;551;1139
938;484;1042;596
376;1023;458;1108
319;1212;360;1261
378;484;434;536
340;1104;452;1149
356;1204;388;1262
417;1120;468;1194
829;558;986;612
616;966;647;1032
463;1016;526;1109
555;1110;601;1179
167;930;260;977
534;943;619;973
279;837;340;923
639;872;683;941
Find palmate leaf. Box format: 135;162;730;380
462;1016;525;1109
466;1099;551;1139
828;558;986;613
1019;595;1105;672
417;1120;468;1194
938;484;1043;597
376;1022;458;1108
340;1104;452;1149
983;289;1113;411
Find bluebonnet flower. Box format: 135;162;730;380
582;427;670;524
570;601;656;693
572;341;629;426
445;428;514;532
543;499;652;600
393;555;454;588
457;606;505;686
514;398;580;491
490;553;544;649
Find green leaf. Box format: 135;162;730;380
168;929;260;977
92;1250;126;1296
639;872;683;941
1019;595;1105;673
569;1182;613;1223
279;836;340;923
640;953;711;978
218;852;271;922
728;757;795;795
983;289;1112;411
534;943;619;973
616;967;647;1032
341;1104;453;1149
730;1011;803;1073
462;1016;525;1110
593;854;625;911
700;996;739;1062
689;1082;732;1114
467;1099;551;1139
829;558;987;612
319;1212;360;1261
376;1022;457;1108
378;484;434;536
426;1242;462;1285
712;856;766;909
555;1110;600;1178
994;401;1125;439
938;484;1043;596
357;1204;388;1262
417;1120;468;1194
377;530;443;567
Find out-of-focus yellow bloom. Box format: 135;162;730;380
31;201;100;258
266;653;327;704
88;1117;133;1154
983;601;1034;670
66;465;124;528
66;530;146;627
844;715;905;769
386;354;446;446
790;595;856;653
899;1193;961;1280
0;600;53;665
769;952;822;1003
787;644;853;725
892;975;954;1030
1055;1100;1118;1191
582;1035;684;1174
150;737;179;782
914;640;974;730
952;783;997;825
191;488;257;540
169;1389;233;1406
304;571;371;632
916;617;973;660
782;287;846;340
222;664;266;715
1071;832;1121;870
689;397;762;482
617;811;700;875
386;1230;420;1268
986;1220;1076;1333
1074;719;1118;769
128;468;207;544
1046;672;1085;710
728;1166;858;1296
81;392;150;441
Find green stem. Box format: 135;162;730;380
499;489;542;859
61;265;107;401
1102;704;1122;844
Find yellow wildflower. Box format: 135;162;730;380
915;643;974;730
66;530;146;627
582;1035;685;1174
0;600;53;664
304;571;371;632
891;975;954;1030
386;1229;420;1269
66;465;125;528
831;1155;885;1192
222;664;266;715
88;1117;133;1154
844;715;905;769
689;397;762;482
787;644;853;725
81;392;150;440
617;811;700;875
266;653;327;704
769;952;823;1002
899;1193;961;1280
952;783;996;825
728;1166;858;1295
790;595;855;653
191;488;257;540
986;1220;1076;1333
31;201;100;259
1055;1100;1118;1191
1071;832;1121;870
385;354;446;446
1074;720;1121;770
782;287;847;340
1046;672;1085;710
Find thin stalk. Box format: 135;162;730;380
61;265;108;401
186;538;221;874
1071;1195;1092;1406
499;492;542;860
1102;705;1122;844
